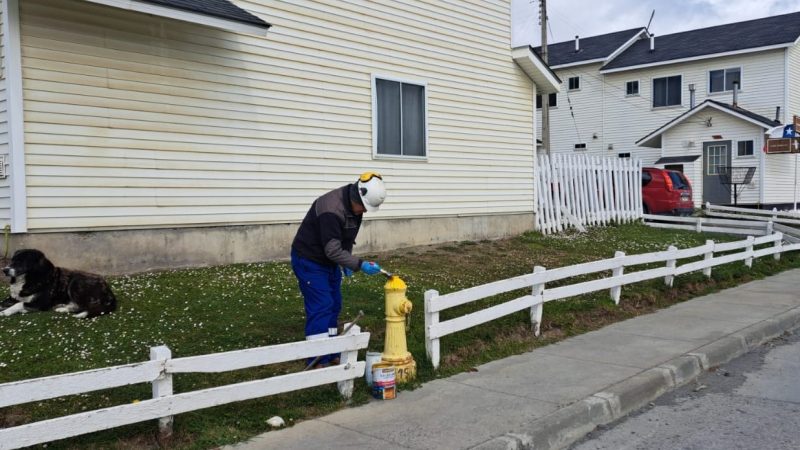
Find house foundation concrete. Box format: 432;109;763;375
9;213;535;274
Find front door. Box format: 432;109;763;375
702;141;732;205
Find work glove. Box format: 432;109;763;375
360;261;382;275
342;267;354;277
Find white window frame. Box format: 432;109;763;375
371;74;428;161
568;76;580;91
708;66;743;94
706;144;728;175
651;74;683;109
625;80;639;97
736;139;755;159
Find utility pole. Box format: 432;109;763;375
539;0;550;155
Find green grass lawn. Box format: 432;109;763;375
1;222;799;449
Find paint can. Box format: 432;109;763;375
365;352;382;386
371;363;396;400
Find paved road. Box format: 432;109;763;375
572;330;800;450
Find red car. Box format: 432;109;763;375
642;167;694;215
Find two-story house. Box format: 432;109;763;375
0;0;559;273
534;12;800;208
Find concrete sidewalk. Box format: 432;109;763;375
229;269;800;450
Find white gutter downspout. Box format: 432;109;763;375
2;0;27;232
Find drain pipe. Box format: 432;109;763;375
689;84;696;109
732;81;739;107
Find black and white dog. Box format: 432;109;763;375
0;249;117;318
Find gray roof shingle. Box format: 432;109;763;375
531;28;644;67
706;100;781;127
602;11;800;71
139;0;270;29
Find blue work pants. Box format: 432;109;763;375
291;249;342;365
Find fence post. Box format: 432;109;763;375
774;231;784;261
337;324;361;399
610;251;625;305
703;240;714;278
745;235;755;268
665;245;677;287
424;290;441;370
150;345;173;441
772;207;778;221
695;220;702;233
531;266;546;336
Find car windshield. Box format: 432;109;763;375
668;172;689;190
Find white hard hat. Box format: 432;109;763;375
357;172;386;212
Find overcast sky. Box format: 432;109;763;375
512;0;800;47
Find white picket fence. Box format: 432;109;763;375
424;233;793;369
0;327;370;450
535;154;643;235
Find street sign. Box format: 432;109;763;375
765;138;799;154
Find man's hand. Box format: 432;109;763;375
360;261;382;275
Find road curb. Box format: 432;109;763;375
494;307;800;450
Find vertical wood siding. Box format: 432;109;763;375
20;0;534;230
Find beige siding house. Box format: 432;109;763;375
0;0;559;273
534;12;800;208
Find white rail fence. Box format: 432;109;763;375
424;233;792;369
535;154;643;235
705;203;800;226
642;214;775;236
0;327;370;450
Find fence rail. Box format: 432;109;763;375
535;154;642;235
705;203;800;226
424;233;792;369
0;327;369;450
642;213;773;236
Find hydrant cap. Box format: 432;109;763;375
384;275;407;291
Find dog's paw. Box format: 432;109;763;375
72;311;89;319
54;306;70;314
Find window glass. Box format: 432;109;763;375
709;69;725;93
725;68;741;91
737;140;754;157
653;76;681;107
376;78;426;157
626;81;639;95
707;145;728;175
710;68;741;92
568;77;580;90
536;93;557;109
376;79;401;155
668;172;688;189
642;171;652;186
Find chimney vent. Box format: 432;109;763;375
689;84;696;108
776;106;782;123
575;35;580;52
650;34;655;51
732;81;739;107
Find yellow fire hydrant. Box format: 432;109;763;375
381;275;416;382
